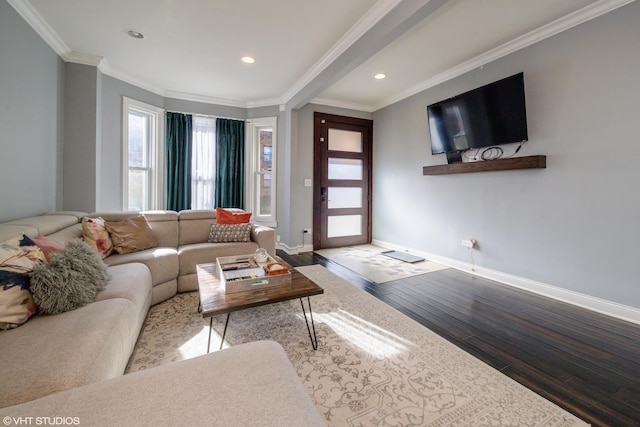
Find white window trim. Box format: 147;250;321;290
246;117;277;227
122;97;165;211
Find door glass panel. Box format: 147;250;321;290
327;215;362;238
328;129;362;153
328;187;362;209
328;158;362;180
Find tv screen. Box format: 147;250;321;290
427;72;528;155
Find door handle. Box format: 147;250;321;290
321;187;327;202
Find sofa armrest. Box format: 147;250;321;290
250;224;276;256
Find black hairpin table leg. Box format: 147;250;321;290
207;313;230;353
300;297;318;350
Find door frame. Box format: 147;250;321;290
313;112;373;249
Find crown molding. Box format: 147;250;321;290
99;61;167;98
11;0;632;114
373;0;637;111
282;0;402;103
164;90;249;109
246;97;285;109
63;51;104;67
7;0;69;56
308;97;376;113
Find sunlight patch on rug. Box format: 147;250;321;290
315;244;448;283
316;309;410;358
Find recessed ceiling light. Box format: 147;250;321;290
374;73;386;80
127;30;144;40
242;56;255;64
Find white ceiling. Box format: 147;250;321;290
9;0;633;111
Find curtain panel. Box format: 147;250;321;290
191;116;216;210
215;118;245;209
166;112;193;211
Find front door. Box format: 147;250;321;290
313;113;373;249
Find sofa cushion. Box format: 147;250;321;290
0;298;142;408
4;214;82;237
0;225;38;242
177;209;217;246
95;263;152;314
208;223;252;243
0;341;326;426
29;240;110;315
82;217;113;258
177;242;259;277
94;263;152;339
46;222;83;245
103;247;179;288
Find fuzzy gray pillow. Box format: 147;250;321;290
30;239;110;314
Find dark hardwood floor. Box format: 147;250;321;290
278;250;640;427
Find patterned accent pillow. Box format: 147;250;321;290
0;235;46;330
82;217;113;258
216;207;252;224
208;223;252;243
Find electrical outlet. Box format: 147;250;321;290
461;239;477;249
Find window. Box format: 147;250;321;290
122;98;164;211
246;117;277;225
191;116;216;210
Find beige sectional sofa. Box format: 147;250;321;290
0;210;324;425
88;209;276;305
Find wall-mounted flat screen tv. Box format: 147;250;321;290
427;72;528;155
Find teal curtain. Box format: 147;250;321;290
166;112;193;211
215;118;245;209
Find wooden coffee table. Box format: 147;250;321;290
196;262;324;352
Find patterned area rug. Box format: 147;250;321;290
126;265;587;427
315;244;449;283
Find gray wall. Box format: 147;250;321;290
0;0;64;222
63;63;99;213
372;1;640;309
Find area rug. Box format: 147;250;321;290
315;244;448;283
126;265;587;427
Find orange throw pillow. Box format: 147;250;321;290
216;208;252;224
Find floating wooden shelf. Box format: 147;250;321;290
423;155;546;175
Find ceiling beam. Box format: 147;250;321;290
286;0;450;110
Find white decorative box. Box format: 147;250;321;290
217;254;291;294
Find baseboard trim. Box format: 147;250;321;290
277;242;314;255
372;239;640;326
